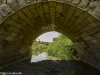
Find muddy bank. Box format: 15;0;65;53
0;60;100;75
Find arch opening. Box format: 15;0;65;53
31;31;77;62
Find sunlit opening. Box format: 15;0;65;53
31;31;77;63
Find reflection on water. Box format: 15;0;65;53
31;52;47;62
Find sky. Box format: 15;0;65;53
36;31;59;42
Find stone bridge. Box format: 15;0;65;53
0;0;100;70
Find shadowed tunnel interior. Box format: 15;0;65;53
0;0;100;70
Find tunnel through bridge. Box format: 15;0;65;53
0;0;100;70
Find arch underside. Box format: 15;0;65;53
0;0;100;69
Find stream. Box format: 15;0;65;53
31;52;48;62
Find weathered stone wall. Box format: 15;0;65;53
0;0;100;69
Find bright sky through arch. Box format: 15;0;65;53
36;31;59;42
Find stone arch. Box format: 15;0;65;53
0;0;100;69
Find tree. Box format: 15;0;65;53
47;34;77;60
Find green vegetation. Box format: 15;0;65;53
31;44;47;55
31;34;77;60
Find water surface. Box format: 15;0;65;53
31;52;47;62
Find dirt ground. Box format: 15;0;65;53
0;60;100;75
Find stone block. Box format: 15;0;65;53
87;30;94;35
2;0;6;3
6;36;14;41
87;22;97;29
89;1;100;7
95;34;100;39
93;20;100;26
8;26;20;33
17;0;26;7
49;1;56;6
56;2;63;12
0;0;3;4
6;19;22;29
42;3;49;12
80;20;89;27
72;0;81;5
0;9;7;19
92;40;98;43
11;15;24;24
84;36;92;40
34;0;41;3
63;10;74;26
0;34;7;39
70;5;77;11
81;33;89;37
16;10;33;26
79;0;89;8
0;4;12;14
7;0;19;11
28;5;39;17
73;8;83;18
92;6;100;19
64;0;73;3
78;12;90;20
11;33;17;37
6;0;13;3
0;29;9;35
25;0;33;4
41;0;48;2
86;15;96;22
91;27;100;33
